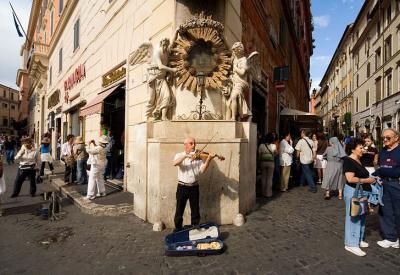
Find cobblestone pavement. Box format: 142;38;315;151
1;162;400;275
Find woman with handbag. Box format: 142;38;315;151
258;133;277;197
321;137;346;200
343;138;376;257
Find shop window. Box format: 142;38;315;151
74;19;80;51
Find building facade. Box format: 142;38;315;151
319;24;354;136
320;0;400;140
352;0;400;142
0;84;20;136
241;0;313;134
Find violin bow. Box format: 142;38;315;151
195;132;218;157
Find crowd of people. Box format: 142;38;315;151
0;131;116;202
257;128;400;256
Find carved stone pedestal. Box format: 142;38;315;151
128;120;257;228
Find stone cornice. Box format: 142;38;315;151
48;0;78;58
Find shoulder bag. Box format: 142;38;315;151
350;183;369;217
260;144;274;162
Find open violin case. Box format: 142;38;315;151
164;222;225;256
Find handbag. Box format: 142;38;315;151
260;144;274;161
350;183;369;217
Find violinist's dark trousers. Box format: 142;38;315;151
12;168;36;196
174;183;200;230
379;179;400;242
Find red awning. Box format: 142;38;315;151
80;84;121;117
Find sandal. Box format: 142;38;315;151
324;193;331;200
338;195;343;200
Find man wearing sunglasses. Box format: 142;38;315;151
376;128;400;249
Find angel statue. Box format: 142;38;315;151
129;38;177;121
223;42;261;121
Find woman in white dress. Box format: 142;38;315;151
85;135;109;200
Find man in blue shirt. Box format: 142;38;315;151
377;128;400;249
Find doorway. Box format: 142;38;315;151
103;84;126;180
252;87;266;136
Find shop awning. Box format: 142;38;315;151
280;107;315;116
80;84;121;117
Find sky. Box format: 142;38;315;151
310;0;364;92
0;0;31;90
0;1;364;92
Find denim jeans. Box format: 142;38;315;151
344;184;371;246
6;150;14;164
300;163;316;191
76;159;88;185
104;155;113;178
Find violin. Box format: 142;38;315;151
188;150;225;162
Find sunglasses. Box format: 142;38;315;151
382;136;393;141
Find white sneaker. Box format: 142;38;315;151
377;239;400;248
345;246;366;256
96;192;106;197
84;196;95;200
360;241;369;248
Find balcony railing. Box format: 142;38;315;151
28;42;49;63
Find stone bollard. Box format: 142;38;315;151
152;221;165;232
233;213;245;226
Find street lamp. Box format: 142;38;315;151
196;71;206;120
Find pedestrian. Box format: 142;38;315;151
376;128;400;249
10;137;41;198
315;133;328;185
73;136;88;185
85;135;109;200
61;134;76;184
39;137;54;177
0;154;5;214
295;129;317;193
258;133;277;197
360;134;378;175
172;137;215;231
279;132;294;192
104;130;115;180
322;137;346;199
342;138;375;256
4;136;16;165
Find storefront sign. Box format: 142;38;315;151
102;66;126;88
48;89;60;109
64;64;86;91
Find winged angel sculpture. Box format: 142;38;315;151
129;39;177;121
224;42;261;121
